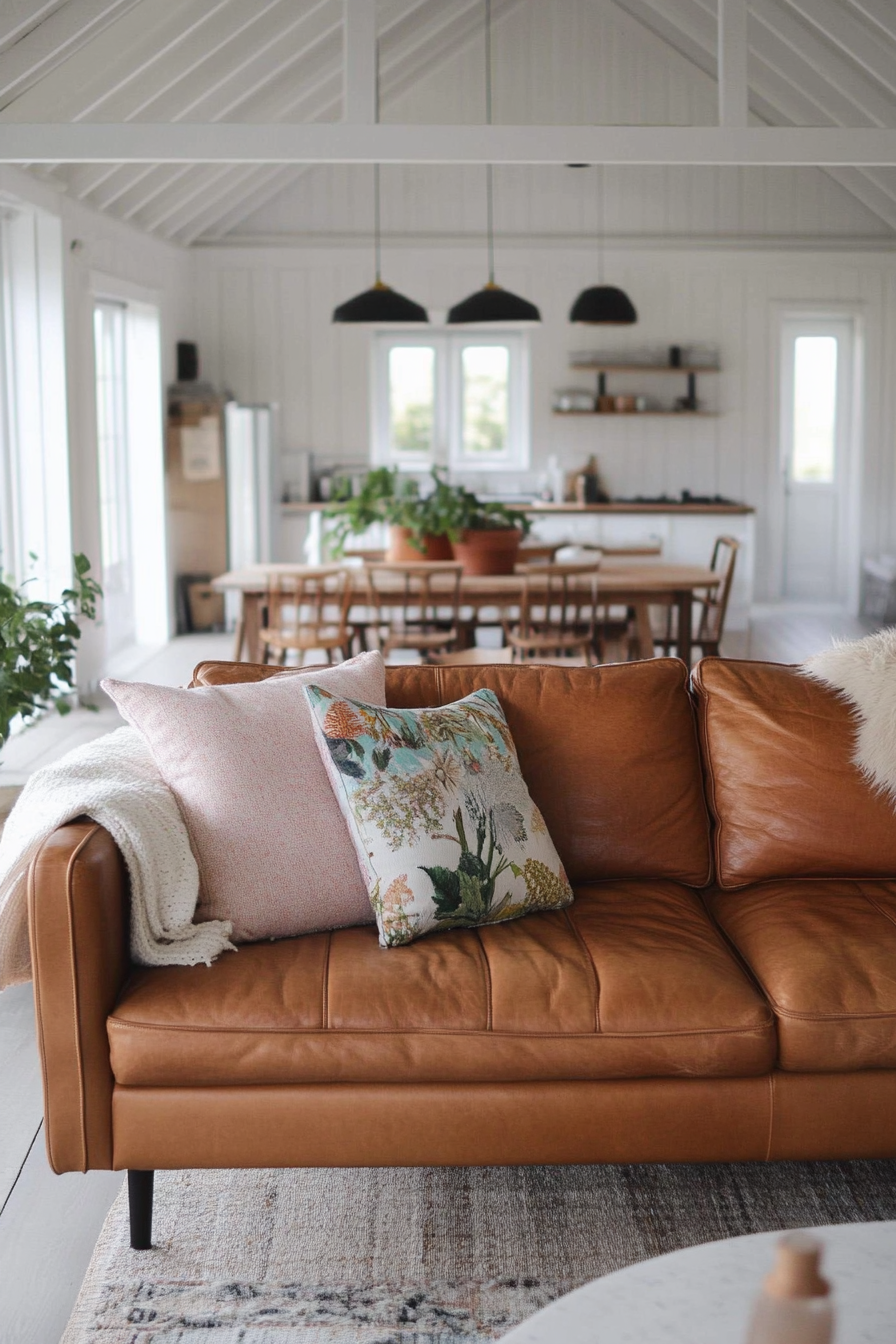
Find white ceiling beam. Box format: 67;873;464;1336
3;123;896;165
718;0;748;127
343;0;376;123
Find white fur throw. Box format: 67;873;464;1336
803;627;896;804
0;727;235;991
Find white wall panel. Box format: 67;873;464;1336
194;241;896;606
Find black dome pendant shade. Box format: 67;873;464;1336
570;164;636;325
447;280;541;325
333;279;429;324
447;1;540;327
569;284;637;325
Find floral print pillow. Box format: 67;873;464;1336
303;685;574;948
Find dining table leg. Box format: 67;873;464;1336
676;590;693;667
631;601;655;659
242;592;265;664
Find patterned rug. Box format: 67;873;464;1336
62;1160;896;1342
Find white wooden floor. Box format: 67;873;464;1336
0;612;874;1343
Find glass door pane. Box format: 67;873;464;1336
94;301;135;653
791;336;838;484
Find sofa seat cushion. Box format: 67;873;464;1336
708;881;896;1072
109;881;774;1087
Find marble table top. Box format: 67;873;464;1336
500;1221;896;1342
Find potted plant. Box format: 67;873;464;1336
448;487;532;576
0;553;102;757
326;467;459;561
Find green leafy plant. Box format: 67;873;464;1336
325;467;464;556
447;485;532;536
324;467;530;556
0;554;103;751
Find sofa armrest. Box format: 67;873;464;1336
28;820;129;1173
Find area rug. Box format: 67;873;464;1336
62;1160;896;1342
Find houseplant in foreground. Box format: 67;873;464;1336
325;467;460;561
0;553;102;753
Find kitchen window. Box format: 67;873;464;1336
373;332;529;472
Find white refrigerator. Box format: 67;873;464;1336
225;401;276;570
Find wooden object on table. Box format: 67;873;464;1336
365;561;464;659
259;567;353;666
214;561;721;666
503;563;602;665
427;647;514;666
656;535;740;662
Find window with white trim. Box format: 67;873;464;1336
373;332;529;472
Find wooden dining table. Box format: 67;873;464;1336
212;559;722;665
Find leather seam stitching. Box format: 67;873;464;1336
67;825;102;1175
27;850;54;1171
563;908;601;1033
765;1073;775;1161
855;884;896;934
106;1020;771;1040
473;929;493;1032
321;931;332;1031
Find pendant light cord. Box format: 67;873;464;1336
597;163;604;287
485;0;495;285
374;36;382;284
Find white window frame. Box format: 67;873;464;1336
372;330;530;473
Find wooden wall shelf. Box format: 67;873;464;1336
553;409;718;418
569;363;720;374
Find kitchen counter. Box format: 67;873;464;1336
280;500;755;515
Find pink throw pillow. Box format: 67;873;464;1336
102;653;383;942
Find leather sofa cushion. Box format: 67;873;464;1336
692;659;896;887
194;659;712;887
108;881;774;1087
709;881;896;1072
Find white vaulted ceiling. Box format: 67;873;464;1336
1;0;896;247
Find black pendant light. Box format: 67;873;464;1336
447;0;540;326
332;35;428;325
569;167;636;325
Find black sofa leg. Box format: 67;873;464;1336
128;1170;154;1250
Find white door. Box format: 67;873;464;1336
94;301;136;655
780;318;855;603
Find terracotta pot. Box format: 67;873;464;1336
386;526;454;562
452;527;524;576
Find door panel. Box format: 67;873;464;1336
780;319;854;603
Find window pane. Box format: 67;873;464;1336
791;335;837;483
388;346;435;456
462;345;509;457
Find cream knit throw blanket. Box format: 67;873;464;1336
803;626;896;803
0;727;235;990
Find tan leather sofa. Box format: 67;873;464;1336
27;657;896;1248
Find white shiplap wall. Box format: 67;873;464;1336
193;242;896;605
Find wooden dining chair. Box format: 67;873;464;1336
654;535;740;660
503;562;602;664
259;567;354;665
365;561;464;659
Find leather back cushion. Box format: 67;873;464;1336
692;658;896;888
194;659;711;886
